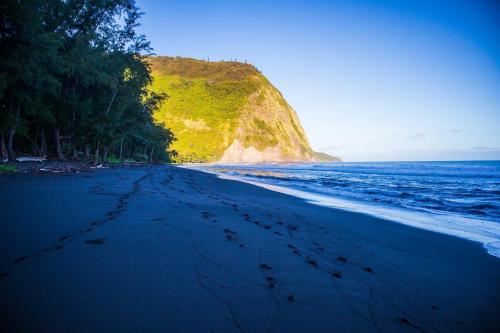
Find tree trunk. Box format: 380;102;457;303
119;138;124;160
54;126;63;160
150;146;154;164
95;142;100;163
103;146;109;162
71;109;76;153
1;133;8;161
85;145;90;160
31;133;41;156
40;128;47;156
7;104;20;160
72;145;79;160
7;127;16;160
105;89;118;114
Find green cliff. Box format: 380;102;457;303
149;56;339;163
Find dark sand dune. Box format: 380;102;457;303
0;166;499;332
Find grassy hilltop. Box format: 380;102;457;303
149;56;339;163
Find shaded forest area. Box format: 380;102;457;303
0;0;174;163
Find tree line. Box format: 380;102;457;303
0;0;174;163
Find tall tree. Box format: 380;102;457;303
0;0;174;162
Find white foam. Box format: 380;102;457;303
184;165;500;259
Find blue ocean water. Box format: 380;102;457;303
192;161;500;257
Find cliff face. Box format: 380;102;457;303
149;56;338;163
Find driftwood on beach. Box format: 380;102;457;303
15;156;47;162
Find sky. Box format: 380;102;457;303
136;0;500;162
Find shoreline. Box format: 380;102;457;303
184;164;500;259
1;165;499;331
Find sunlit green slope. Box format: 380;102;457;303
149;56;339;163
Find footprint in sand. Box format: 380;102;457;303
265;276;276;288
332;271;342;278
44;244;64;252
398;318;423;331
223;229;237;241
108;214;117;220
287;244;301;255
336;256;347;263
313;242;326;252
14;256;30;264
259;263;273;270
201;211;215;220
222;229;245;248
287;294;295;302
85;237;106;245
306;257;318;268
362;267;375;274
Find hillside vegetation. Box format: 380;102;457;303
150;56;336;163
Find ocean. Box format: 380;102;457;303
189;160;500;258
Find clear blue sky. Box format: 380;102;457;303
136;0;500;161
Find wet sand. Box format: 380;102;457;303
0;165;499;332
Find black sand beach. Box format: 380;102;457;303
0;166;499;332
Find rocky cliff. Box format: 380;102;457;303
149;56;339;163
